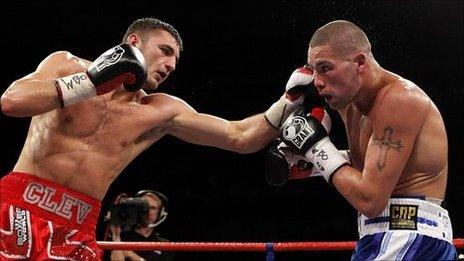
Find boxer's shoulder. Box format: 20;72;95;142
379;74;428;101
136;93;196;130
140;93;196;117
37;51;88;78
41;51;87;67
374;78;429;114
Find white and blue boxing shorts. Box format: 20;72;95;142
352;197;457;260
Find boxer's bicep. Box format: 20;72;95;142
356;121;416;216
2;52;78;116
360;88;425;207
2;51;80;113
361;125;415;200
5;52;64;91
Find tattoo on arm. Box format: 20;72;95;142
370;126;404;171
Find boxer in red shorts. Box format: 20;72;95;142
1;173;100;260
1;17;314;260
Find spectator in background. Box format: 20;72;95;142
109;190;174;261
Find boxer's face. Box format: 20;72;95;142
137;29;180;90
307;45;361;110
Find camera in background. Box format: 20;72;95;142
109;197;149;230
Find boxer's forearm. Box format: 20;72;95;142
229;113;279;153
170;112;278;153
1;76;62;117
331;166;389;218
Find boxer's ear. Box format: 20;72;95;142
354;53;366;74
127;33;141;47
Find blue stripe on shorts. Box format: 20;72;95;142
351;233;457;261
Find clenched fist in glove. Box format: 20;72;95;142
266;107;347;186
279;107;350;184
55;44;147;107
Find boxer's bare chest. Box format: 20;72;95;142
53;98;166;153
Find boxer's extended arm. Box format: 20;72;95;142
331;86;428;218
161;67;314;153
170;107;278;154
139;93;276;153
152;94;275;153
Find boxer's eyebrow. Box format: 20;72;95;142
160;44;180;64
306;61;331;70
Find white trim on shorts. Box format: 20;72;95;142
358;198;453;243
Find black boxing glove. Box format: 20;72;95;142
280;107;349;183
265;140;290;186
265;140;320;186
55;44;147;107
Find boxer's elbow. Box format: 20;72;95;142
1;85;33;117
355;190;388;218
359;203;387;218
336;169;390;218
1;82;46;117
0;80;32;117
1;88;18;116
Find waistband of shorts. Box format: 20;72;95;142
0;172;101;233
357;198;453;243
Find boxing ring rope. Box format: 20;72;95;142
98;239;464;258
98;241;358;251
98;239;463;251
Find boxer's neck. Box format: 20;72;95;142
109;86;139;101
352;63;385;115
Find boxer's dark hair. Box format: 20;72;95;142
309;20;371;58
122;17;183;51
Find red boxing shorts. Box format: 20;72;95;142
0;172;102;260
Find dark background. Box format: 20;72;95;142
1;1;462;260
